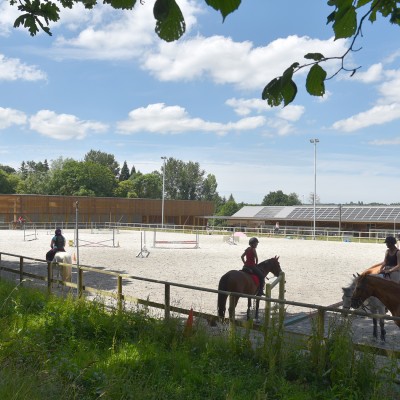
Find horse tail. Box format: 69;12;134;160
217;273;229;318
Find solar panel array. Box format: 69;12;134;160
254;206;285;219
268;206;400;222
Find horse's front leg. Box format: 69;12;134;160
372;318;378;340
380;319;386;342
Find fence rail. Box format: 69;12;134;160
1;251;400;358
1;221;398;244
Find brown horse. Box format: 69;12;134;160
351;274;400;328
217;256;282;321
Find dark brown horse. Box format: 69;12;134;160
351;274;400;328
217;256;282;321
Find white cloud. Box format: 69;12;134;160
116;103;265;136
277;105;305;122
226;98;271;116
348;63;384;83
0;107;27;129
368;137;400;146
51;1;202;60
143;35;348;90
332;103;400;132
0;54;47;81
29;110;108;140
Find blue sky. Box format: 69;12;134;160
1;0;400;204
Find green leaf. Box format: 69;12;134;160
306;64;327;97
153;0;170;21
332;3;357;39
304;53;325;61
155;0;185;42
281;79;297;107
262;77;284;107
281;63;298;87
103;0;137;10
205;0;241;21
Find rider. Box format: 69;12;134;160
241;237;265;296
378;236;400;282
46;228;66;262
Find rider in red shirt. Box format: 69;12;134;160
241;237;265;295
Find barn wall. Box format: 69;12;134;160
0;195;214;226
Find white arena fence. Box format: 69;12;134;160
23;224;37;241
152;230;200;249
1;221;398;243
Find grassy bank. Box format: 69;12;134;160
0;279;398;399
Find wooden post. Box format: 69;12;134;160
264;283;272;331
47;262;52;294
117;275;123;313
229;295;236;337
164;284;170;320
78;267;83;298
19;256;24;285
278;271;286;325
317;309;325;339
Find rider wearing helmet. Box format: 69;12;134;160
46;228;66;262
378;236;400;282
241;237;265;295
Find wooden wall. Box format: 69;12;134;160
0;194;214;226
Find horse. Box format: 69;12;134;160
50;252;72;290
342;275;387;341
217;256;282;322
351;274;400;329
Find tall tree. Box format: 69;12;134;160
0;164;16;174
0;170;20;194
84;150;120;177
119;161;131;182
130;173;162;199
262;190;301;206
48;160;116;197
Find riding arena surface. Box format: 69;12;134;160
1;229;400;349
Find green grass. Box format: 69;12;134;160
0;279;398;399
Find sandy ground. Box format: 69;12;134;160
0;228;386;314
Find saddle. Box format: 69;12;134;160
241;266;262;286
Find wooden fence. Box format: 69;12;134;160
1;251;400;359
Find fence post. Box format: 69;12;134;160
47;262;52;294
317;309;325;339
165;283;170;320
229;295;236;337
278;271;286;325
264;284;272;331
78;267;83;298
19;256;24;285
117;275;123;313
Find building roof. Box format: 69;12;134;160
231;205;400;223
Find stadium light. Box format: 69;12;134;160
161;156;167;229
310;139;319;239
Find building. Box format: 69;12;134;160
0;194;214;227
219;205;400;234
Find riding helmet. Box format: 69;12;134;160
384;236;397;245
249;237;259;245
55;228;62;235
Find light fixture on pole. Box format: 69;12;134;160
161;156;167;229
310;139;319;240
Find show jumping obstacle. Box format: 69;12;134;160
72;227;119;248
152;231;199;249
136;231;150;258
23;224;37;241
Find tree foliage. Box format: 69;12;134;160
0;170;20;194
9;0;400;106
262;190;301;206
84;150;120;177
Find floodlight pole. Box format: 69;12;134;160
161;156;167;229
310;139;319;240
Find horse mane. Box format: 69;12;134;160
363;274;400;289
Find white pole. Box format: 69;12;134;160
161;156;166;229
310;139;319;240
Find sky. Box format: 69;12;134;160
1;0;400;205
